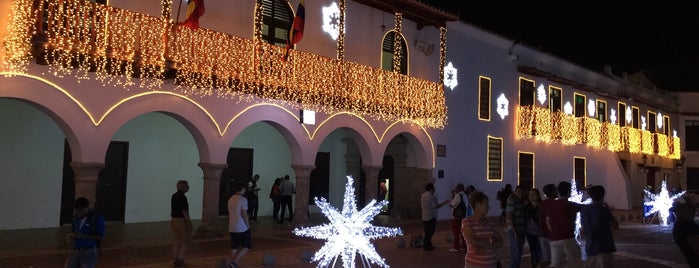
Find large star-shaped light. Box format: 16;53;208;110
536;83;547;105
587;99;596;117
641;116;647;130
568;179;590;245
563;101;573;115
294;176;402;268
444;62;458;90
322;2;341;40
496;93;509;119
625;106;632;124
644;180;685;226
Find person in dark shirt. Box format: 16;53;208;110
672;202;699;268
581;185;618;267
64;197;105;268
170;180;192;267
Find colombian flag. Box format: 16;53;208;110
181;0;205;29
283;0;305;60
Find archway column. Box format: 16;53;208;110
362;165;382;202
291;164;315;224
197;162;227;238
70;161;105;207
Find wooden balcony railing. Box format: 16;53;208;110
3;0;446;128
516;106;681;159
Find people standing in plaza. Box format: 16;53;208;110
497;184;514;224
538;184;558;267
227;182;251;268
278;174;295;224
525;188;543;268
543;181;582;268
420;182;449;251
170;180;192;267
506;185;528;268
461;191;503;267
64;197;105;268
269;177;282;222
671;202;699;268
580;185;618;268
246;174;260;222
449;183;468;251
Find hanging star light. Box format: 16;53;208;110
610;109;617;125
644;180;685;226
444;62;458;90
322;2;342;40
625;106;633;124
536;84;547;105
641;116;647;130
587;99;596;117
673;130;678;138
563;101;573;115
294;176;403;268
657;112;663;129
568;179;591;245
496;93;509;119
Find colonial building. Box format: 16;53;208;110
0;0;684;232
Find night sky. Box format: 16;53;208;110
423;1;699;91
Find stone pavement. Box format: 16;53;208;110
0;212;691;268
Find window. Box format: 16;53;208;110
618;102;627;127
686;120;699;151
596;100;607;122
574;93;586;118
487;136;503;181
648;111;657;133
518;152;534;190
663;116;670;135
549;86;562;112
519;78;535;107
381;30;408;74
632;106;640;129
478;76;491;121
261;0;293;47
573;157;586;188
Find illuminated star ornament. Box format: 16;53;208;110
443;62;458;90
496;93;509;119
587;99;596;117
294;176;403;268
322;2;341;40
641;116;647;130
644;180;685;226
610;109;617;125
536;84;547;105
563;101;573;115
568;179;590;245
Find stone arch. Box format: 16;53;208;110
379;122;433;169
309;113;381;167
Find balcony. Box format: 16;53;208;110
3;0;447;128
516;106;681;159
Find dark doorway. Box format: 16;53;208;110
60;140;129;224
687;167;699;191
219;148;254;215
378;156;394;213
309;152;330;204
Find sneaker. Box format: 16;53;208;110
448;248;459;252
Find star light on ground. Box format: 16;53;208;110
293;176;403;268
644;180;685;226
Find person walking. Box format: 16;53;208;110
420;182;449;251
269;177;282;222
170;180;192;267
538;184;558;267
278;175;295;224
64;197;105;268
580;185;618;268
543;181;582;268
449;183;468;252
246;174;261;222
227;182;251;268
461;191;504;267
506;185;528;268
525;188;543;268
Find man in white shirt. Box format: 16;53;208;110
278;175;296;223
227;182;250;268
421;182;449;251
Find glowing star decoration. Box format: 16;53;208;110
443;62;458;90
610;109;617;125
641;116;647;130
322;2;341;40
496;93;509;119
587;99;596;117
657;112;663;129
536;84;547;105
563;101;573;115
673;130;678;138
568;179;591;245
293;176;403;268
625;106;632;124
644;180;685;226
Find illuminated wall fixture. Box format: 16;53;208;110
443;62;458;90
322;2;341;40
496;93;509;119
563;101;573;115
625;106;632;124
638;154;649;174
300;109;316;125
415;39;434;56
536;84;547;105
641;116;647;130
673;130;678;138
587;99;596;117
657;112;663;129
610;109;617;125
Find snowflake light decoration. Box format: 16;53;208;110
322;2;341;40
641;116;647;130
587;99;596;117
673;130;678;138
563;101;573;115
294;176;403;268
444;62;458;90
536;84;547;105
496;93;509;119
625;106;632;124
644;180;685;226
657;112;663;129
610;109;617;125
568;179;590;245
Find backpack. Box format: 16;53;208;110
452;193;468;220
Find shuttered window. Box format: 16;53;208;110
487;136;503;181
381;31;408;74
478;76;491;120
261;0;293;47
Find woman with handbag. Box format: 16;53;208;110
462;191;503;268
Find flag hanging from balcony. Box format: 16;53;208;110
283;0;305;61
181;0;205;29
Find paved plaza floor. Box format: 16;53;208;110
0;212;690;268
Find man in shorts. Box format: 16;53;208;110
228;182;251;268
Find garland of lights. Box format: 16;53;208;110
392;12;402;73
1;0;34;74
439;27;446;86
516;106;680;159
337;0;346;60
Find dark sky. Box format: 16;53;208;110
424;1;699;91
